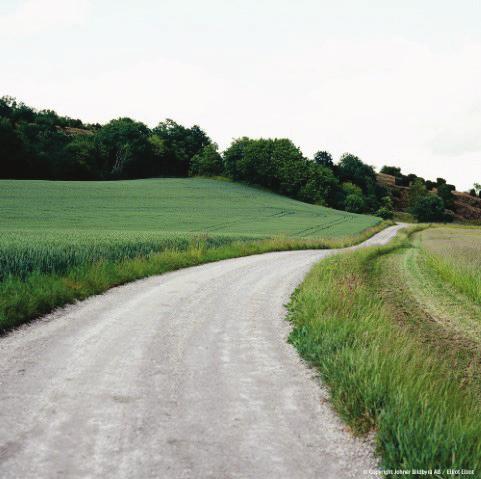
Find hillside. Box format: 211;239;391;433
0;178;379;237
377;173;481;221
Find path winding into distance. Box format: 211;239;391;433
0;224;404;478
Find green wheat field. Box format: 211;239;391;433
0;178;379;280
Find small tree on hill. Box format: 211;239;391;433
376;196;394;219
341;182;365;213
313;150;334;169
474;182;481;197
408;178;428;208
189;144;224;177
380;166;402;177
411;194;446;222
437;183;455;209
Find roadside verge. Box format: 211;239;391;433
287;226;481;474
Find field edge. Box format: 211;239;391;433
0;220;391;334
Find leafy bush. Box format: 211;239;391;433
376;206;394;219
411;194;446;222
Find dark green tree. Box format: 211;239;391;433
60;135;103;180
411;194;446;222
189;144;224;177
96;118;152;178
152;120;210;176
313;150;334;169
376;196;394;219
408;178;429;208
437;183;455;209
338;153;377;193
0;117;30;178
380;165;402;177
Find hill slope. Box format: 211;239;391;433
0;178;379;237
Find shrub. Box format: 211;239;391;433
376;206;394;220
411;194;445;222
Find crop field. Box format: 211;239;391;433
0;178;379;280
417;227;481;305
419;227;481;271
0;178;381;330
0;178;378;236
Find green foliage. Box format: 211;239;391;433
313;150;334;168
189;144;224;177
380;165;401;177
287;232;481;472
152;119;211;176
408;178;452;222
437;183;455;209
61;135;103;180
0;117;29;178
340;183;365;213
344;194;365;213
338;153;377;193
411;194;446;222
0;97;210;181
95;118;153;178
222;137;339;205
376;196;394;219
408;178;429;207
376;206;394;220
2;96;465;220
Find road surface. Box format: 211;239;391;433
0;224;404;478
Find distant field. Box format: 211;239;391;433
0;178;378;236
416;227;481;307
419;227;481;273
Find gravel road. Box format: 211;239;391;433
0;224;404;479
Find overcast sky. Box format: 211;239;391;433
1;0;480;189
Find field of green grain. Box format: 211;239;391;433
0;178;381;330
0;178;378;235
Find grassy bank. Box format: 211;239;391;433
287;226;481;475
0;221;390;333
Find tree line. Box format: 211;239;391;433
2;96;477;221
0;96;210;180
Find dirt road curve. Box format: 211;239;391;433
0;224;403;479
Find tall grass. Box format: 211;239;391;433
0;222;391;332
422;251;481;306
417;227;481;305
287;232;481;474
0;231;251;281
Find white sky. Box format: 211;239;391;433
1;0;480;190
